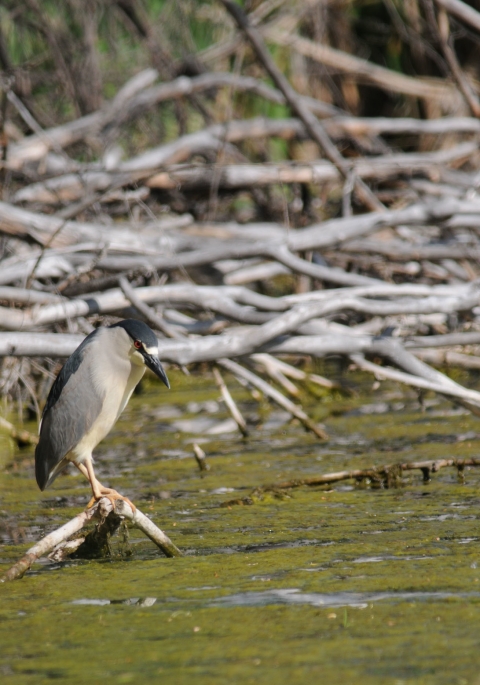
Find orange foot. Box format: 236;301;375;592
87;487;136;513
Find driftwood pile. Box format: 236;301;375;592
3;0;480;439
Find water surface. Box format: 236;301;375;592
1;367;480;684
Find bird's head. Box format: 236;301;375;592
111;319;170;388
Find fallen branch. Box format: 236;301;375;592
434;4;480;117
4;72;341;170
0;416;39;447
219;357;329;440
17;143;473;202
213;365;249;437
251;353;340;391
114;499;181;557
118;276;182;339
264;26;456;102
251;353;301;397
251;457;480;494
192;443;210;472
435;0;480;42
412;348;480;369
1;497;181;582
221;0;383;212
349;352;480;415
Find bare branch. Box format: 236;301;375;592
435;0;480;34
219;0;383;212
213;366;248;437
252;458;480;493
218;358;328;440
1;497;181;582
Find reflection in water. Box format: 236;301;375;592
71;589;480;610
210;588;480;608
72;597;157;607
351;554;433;563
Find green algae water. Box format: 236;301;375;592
1;366;480;684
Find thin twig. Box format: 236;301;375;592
219;0;384;212
118;275;183;339
218;358;328;440
193;443;210;471
434;0;480;35
250;355;300;397
434;5;480;117
213;365;248;436
350;351;480;405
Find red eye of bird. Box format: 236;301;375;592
134;340;142;350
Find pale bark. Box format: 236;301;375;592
1;497;181;582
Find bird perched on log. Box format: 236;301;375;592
35;319;170;507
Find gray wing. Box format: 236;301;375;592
35;330;104;490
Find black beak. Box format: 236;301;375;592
144;354;170;389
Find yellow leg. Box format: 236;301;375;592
75;459;136;512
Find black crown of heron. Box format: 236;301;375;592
35;319;170;507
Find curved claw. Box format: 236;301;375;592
87;489;136;512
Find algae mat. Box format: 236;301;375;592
1;368;480;684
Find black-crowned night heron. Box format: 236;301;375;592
35;319;170;507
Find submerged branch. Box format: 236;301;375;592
247;458;480;495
